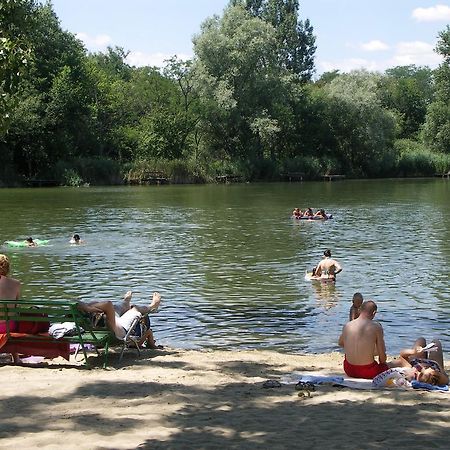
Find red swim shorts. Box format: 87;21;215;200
344;358;389;379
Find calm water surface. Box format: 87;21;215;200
1;180;449;358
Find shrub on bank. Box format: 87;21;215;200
124;159;207;184
55;158;122;186
395;139;450;176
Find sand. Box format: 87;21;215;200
0;348;449;450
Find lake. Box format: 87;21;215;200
1;179;449;358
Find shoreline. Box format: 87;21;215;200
0;348;449;449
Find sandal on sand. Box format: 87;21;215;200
295;381;314;398
295;381;315;391
263;379;282;388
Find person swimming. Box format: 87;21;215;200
70;234;83;244
26;237;37;247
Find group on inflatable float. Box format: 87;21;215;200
292;207;332;220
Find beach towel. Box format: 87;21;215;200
48;322;83;339
282;371;449;392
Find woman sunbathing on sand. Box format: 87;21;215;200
77;291;163;349
391;337;448;386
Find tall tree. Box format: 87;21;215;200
192;5;291;166
0;0;36;135
379;65;433;139
231;0;316;81
422;26;450;153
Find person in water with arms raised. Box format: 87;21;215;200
312;249;342;281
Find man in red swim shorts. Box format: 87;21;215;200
338;300;389;379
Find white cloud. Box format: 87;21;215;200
318;39;443;75
126;51;192;68
391;40;442;66
360;40;389;52
76;32;112;51
412;4;450;22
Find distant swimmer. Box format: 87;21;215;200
313;209;328;219
303;207;314;218
26;237;37;247
312;249;342;281
70;234;84;245
292;208;303;219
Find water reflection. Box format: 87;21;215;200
0;180;449;358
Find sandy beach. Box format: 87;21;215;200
0;348;449;449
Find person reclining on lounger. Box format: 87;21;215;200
77;291;162;349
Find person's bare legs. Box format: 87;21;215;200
414;337;427;359
428;338;444;369
77;301;123;336
137;329;163;349
134;292;161;315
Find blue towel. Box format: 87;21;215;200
299;375;344;385
411;380;449;391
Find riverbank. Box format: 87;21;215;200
0;348;449;449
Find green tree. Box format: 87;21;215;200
231;0;316;81
378;65;433;139
323;70;397;176
0;0;36;135
192;5;291;169
422;26;450;153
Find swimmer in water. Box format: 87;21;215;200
70;234;84;244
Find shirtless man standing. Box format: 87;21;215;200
338;300;389;379
313;249;342;280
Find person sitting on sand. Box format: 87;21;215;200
292;208;303;219
26;237;37;247
313;209;327;219
349;292;363;321
70;234;84;245
313;249;342;280
77;292;163;349
338;300;389;379
392;337;449;386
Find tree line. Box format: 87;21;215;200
1;0;449;186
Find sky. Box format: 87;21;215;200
49;0;450;75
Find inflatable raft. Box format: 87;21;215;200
305;271;335;283
5;239;49;247
294;214;333;220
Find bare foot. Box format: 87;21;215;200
123;290;132;304
149;292;161;312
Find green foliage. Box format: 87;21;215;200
55;157;121;186
232;0;316;81
0;0;36;134
422;27;450;153
379;65;433;139
323;70;398;176
61;168;84;187
394;139;450;176
1;3;449;186
124;159;206;184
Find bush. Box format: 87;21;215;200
394;139;450;176
124;158;207;184
54;157;122;186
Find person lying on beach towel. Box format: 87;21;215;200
389;337;449;386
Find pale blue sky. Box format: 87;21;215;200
49;0;450;74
